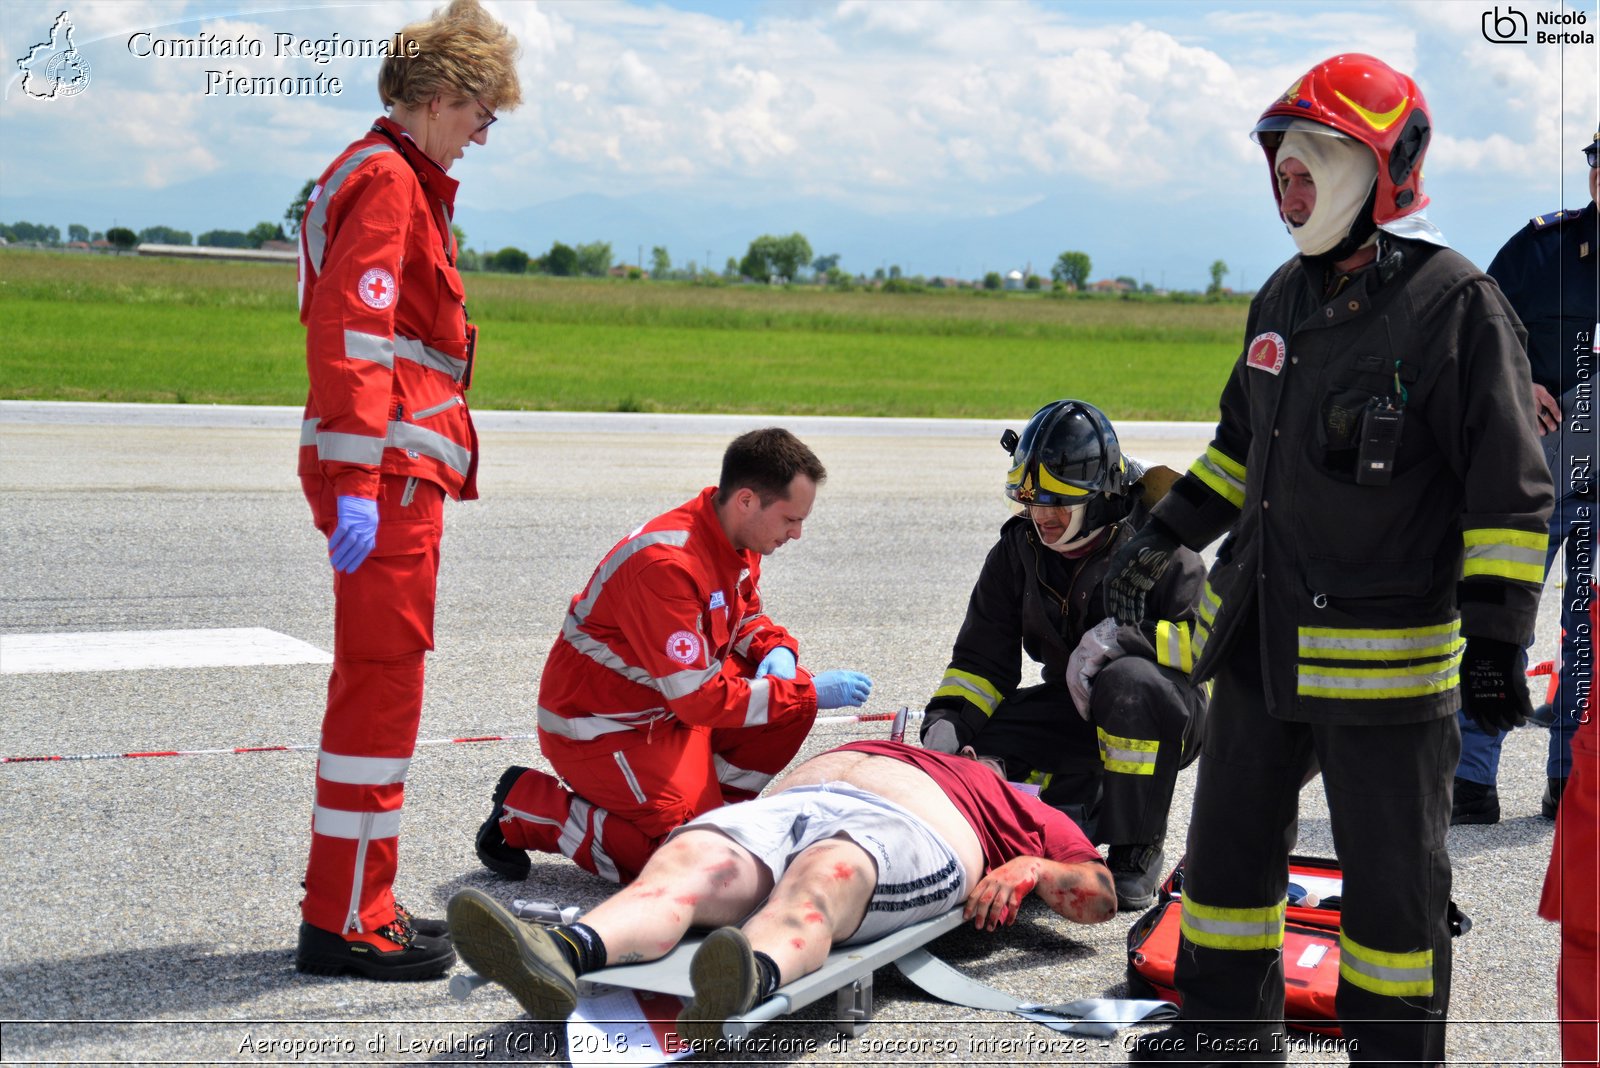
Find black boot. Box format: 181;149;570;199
1450;777;1499;825
1107;839;1165;912
476;765;533;879
1542;776;1568;820
1129;1023;1287;1063
295;908;455;981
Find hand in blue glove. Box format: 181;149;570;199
755;646;797;680
813;669;873;710
328;495;379;574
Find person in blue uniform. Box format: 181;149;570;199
1454;127;1600;825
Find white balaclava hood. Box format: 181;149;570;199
1276;127;1378;256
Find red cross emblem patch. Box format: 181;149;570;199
666;630;702;665
358;267;396;310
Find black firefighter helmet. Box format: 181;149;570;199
1002;399;1136;533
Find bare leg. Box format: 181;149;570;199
581;830;773;966
741;836;875;983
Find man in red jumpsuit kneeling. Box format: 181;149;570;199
477;428;874;884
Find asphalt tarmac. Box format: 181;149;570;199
0;401;1566;1065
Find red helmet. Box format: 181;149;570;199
1252;54;1431;225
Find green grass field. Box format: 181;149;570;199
0;249;1248;419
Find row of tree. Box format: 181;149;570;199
2;219;289;250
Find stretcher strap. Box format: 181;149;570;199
894;947;1177;1038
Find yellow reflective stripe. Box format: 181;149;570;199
1338;933;1434;997
1188;445;1246;509
1298;620;1461;661
1038;465;1092;497
1097;726;1158;775
933;669;1004;716
1193;582;1220;661
1462;527;1547;584
1026;770;1054;790
1297;652;1461;700
1179;896;1286;951
1155;619;1193;673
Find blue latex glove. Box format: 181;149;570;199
813;670;873;710
754;647;797;680
328;495;379;574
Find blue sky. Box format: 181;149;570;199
2;0;1596;289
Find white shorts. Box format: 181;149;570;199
676;782;969;945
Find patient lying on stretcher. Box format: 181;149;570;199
447;740;1115;1040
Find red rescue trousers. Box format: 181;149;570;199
1542;585;1600;1067
499;705;816;883
300;474;444;937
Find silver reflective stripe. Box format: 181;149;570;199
1099;738;1158;771
733;616;764;657
317;751;411;786
388;420;471;476
559;530;693;688
588;810;621;883
344;330;395;368
300;418;319;447
410;396;462;420
304;143;394;274
713;753;771;793
313;805;403;840
318;430;386;465
1298;622;1460;660
537;704;652;740
558;798;592;859
1464;541;1545;571
1297;661;1459;694
658;660;722;699
744;677;771;727
613;751;648;805
394;335;469;381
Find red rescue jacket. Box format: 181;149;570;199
537;488;817;750
297;116;479;501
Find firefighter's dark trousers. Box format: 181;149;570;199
970;656;1204;846
1175;626;1459;1065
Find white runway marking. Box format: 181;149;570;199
0;628;331;674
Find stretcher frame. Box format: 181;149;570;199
498;908;966;1042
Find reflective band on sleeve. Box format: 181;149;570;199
1188;445;1247;509
1462;527;1547;584
317;430;386;466
1096;726;1158;775
303;143;394;273
343;330;395;368
744;677;771;727
1297;653;1461;700
1339;933;1434;997
387;421;471;477
1155;619;1194;673
394;335;468;381
713;753;773;793
1179;895;1286;951
656;660;722;700
313;805;402;840
1298;620;1461;661
1193;582;1219;660
1026;770;1054;790
933;669;1004;717
316;751;411;786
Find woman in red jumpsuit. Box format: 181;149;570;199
293;0;520;981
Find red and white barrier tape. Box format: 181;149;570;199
0;709;923;765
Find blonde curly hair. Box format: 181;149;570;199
378;0;522;112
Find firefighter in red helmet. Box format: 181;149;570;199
1109;54;1552;1063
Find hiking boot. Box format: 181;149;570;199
1129;1023;1287;1063
295;909;455;981
1107;841;1164;912
1451;777;1500;825
394;901;450;939
678;927;760;1049
1542;776;1568;820
447;887;578;1020
476;765;532;880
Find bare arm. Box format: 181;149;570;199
963;857;1117;931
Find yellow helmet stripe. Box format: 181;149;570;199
1334;90;1407;132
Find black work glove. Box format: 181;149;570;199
1105;521;1180;624
1460;637;1531;734
921;716;965;754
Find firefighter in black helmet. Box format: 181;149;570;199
920;399;1208;910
